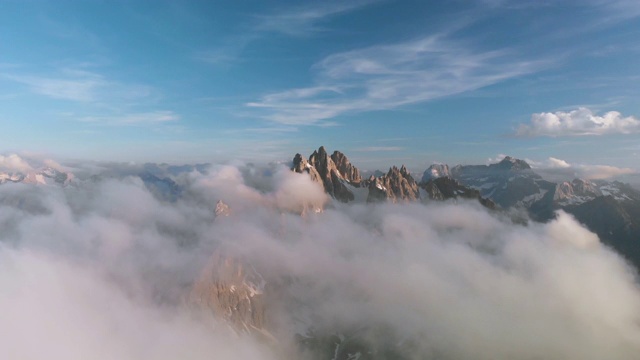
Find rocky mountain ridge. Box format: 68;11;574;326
291;146;493;207
290;147;640;269
425;156;640;269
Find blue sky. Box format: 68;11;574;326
1;0;640;173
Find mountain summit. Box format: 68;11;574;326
292;146;359;203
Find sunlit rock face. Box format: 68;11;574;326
292;146;493;207
330;150;362;185
291;146;357;203
189;250;268;335
367;165;420;203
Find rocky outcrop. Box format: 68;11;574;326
367;165;420;203
292;147;359;203
553;179;604;205
495;156;531;171
571;178;602;197
451;156;546;208
214;200;231;217
188;251;268;336
330;150;362;185
553;181;575;202
292;153;322;183
421;177;496;209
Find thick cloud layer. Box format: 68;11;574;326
1;163;640;359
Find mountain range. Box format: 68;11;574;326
291;147;640;269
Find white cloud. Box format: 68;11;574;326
546;157;571;168
574;164;636;180
527;156;636;180
0;154;33;173
516;107;640;137
247;35;545;125
487;153;507;164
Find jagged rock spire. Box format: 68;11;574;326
292;146;357;203
214;200;231;217
367;165;420;203
331;150;362;184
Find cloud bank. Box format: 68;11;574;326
516;107;640;137
1;162;640;359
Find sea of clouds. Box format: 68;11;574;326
1;161;640;359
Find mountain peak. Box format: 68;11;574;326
421;164;451;183
292;147;357;203
330;150;362;184
496;156;531;170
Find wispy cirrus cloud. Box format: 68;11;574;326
246;34;548;125
254;1;377;37
196;1;376;66
80;111;180;126
516;107;640;137
5;70;106;102
2;67;180;129
354;146;404;152
589;0;640;20
3;68;155;103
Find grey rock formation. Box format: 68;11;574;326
451;157;548;208
292;153;322;184
188;251;268;336
214;200;231;217
367;165;420;203
571;178;602;197
292;146;358;203
421;177;496;209
330;150;362;185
